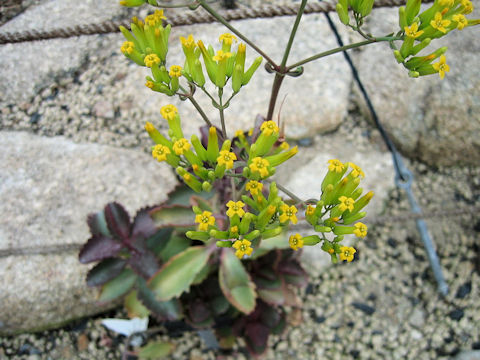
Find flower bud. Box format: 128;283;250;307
242;57;263;85
302;235;322;246
336;3;350;25
260;226;282;239
186;230;210;241
197;40;217;84
216;240;233;247
210;229;230;239
202;181;212;192
405;0;422;24
206;127;219;163
342;211;366;225
244;230;261;241
314;225;332;233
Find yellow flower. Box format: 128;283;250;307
328;159;345;173
120;41;135;55
154;9;167;21
195;211;215;231
248;128;254;136
430;12;451;33
306;205;315;216
260;120;279;136
232;239;253;259
180;34;196;49
249;157;270;178
173;138;191;155
279;204;298;224
145;121;155;133
432;55;450;80
339;246;356;262
160;104;178;121
217;150;237;169
152;144;170;162
234;130;245;138
226;200;245;218
460;0;473;14
338;196;355;212
219;33;237;45
280;141;290;150
144;54;161;68
353;222;368;238
169;65;182;78
404;23;424;38
349;162;365;178
245;180;263;196
212;50;233;62
145;80;154;89
452;14;468;30
289;234;304;251
144;14;159;27
439;0;454;6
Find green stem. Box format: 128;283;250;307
231;177;236;201
200;86;219;107
266;0;307;120
272;181;303;204
197;0;277;67
218;88;227;138
188;95;213;128
286;36;402;70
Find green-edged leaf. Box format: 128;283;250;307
149;246;212;301
99;269;137;302
219;249;256;314
257;288;285;305
147;228;174;255
137;278;182;321
166;184;198;206
192;263;212;285
138;341;175;359
158;234;191;262
86;258;126;287
87;211;110;237
149;205;195;228
251;232;289;259
125;290;150;318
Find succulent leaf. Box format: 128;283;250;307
131;207;158;242
219;249;257;314
137;341;175;359
149;204;196;228
158;233;191;262
87;211;111;237
125;290;150;318
98;269;137;302
128;248;160;279
104;202;131;240
86;258;127;287
149;246;212;301
79;235;124;264
137;278;182;321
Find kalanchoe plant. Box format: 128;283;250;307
79;0;479;357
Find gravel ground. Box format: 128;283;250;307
1;0;479;358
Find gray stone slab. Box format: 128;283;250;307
0;131;177;334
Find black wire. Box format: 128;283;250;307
322;12;408;181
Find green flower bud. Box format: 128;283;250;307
202;181;212;192
170;76;179;93
267;182;278;204
411;38;431;56
302;235;322;246
198;40;217;84
264;146;298;167
336;3;350;25
232;64;243;93
206;126;219;163
398;6;407;29
120;0;146;8
192;206;202;214
145;122;172;147
214;164;226;179
210;229;230;239
400;37;415;58
192;59;206;86
393;50;405;64
239;213;254;234
332;225;355;236
342;211;366;225
314;225;332;233
190;135;207;162
244;230;261;241
405;0;422;25
359;0;374;17
242;56;263;85
186;230;210;241
241;195;259;212
350;187;363;200
131;23;147;52
256;205;278;231
184;149;202;167
182;172;202;193
260;226;282;239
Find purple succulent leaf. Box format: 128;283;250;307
131;207;158;242
87;211;111;237
188;299;212;324
79;235;124;264
86;258;127;287
244;322;270;356
136;278;182;321
104;202;131;241
128;249;160;279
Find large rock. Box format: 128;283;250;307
0;132;177;334
1;6;353;143
355;7;480;167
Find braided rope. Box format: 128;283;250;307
0;0;428;45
